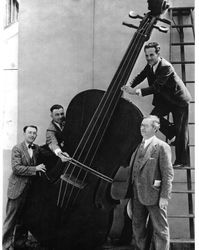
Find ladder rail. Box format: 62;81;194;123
168;6;195;244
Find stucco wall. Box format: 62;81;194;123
3;0;195;241
18;0;171;144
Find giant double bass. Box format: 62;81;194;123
23;1;170;249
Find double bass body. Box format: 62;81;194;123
24;89;143;249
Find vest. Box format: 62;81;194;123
131;143;149;186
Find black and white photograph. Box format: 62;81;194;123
1;0;196;249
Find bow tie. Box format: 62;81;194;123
28;144;35;149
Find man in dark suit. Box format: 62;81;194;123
122;42;192;166
125;115;173;250
46;104;70;162
3;125;46;250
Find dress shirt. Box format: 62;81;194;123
26;142;33;158
142;135;155;149
152;57;161;73
54;121;63;131
53;121;64;155
136;58;161;96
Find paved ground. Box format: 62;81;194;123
14;244;134;250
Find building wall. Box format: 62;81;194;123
2;21;18;219
3;0;195;241
18;0;172;144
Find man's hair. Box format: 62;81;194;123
144;42;160;54
144;115;160;131
23;125;38;133
50;104;64;112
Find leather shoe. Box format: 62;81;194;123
5;245;14;250
173;164;184;168
14;239;27;249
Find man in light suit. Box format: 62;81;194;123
126;115;174;250
46;104;70;162
3;125;46;250
122;42;191;166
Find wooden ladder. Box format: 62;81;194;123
168;6;195;250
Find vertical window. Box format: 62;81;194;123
4;0;19;27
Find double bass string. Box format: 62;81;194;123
58;14;155;208
84;18;156;166
58;15;151;208
68;19;154;207
58;18;150;208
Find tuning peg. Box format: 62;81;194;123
122;22;138;29
129;11;143;20
162;1;170;12
153;25;169;33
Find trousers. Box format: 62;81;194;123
151;104;189;165
131;186;170;250
3;192;28;249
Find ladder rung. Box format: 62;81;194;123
170;238;195;244
172;24;193;28
173;182;195;185
171;42;195;46
173;166;195;170
170;61;194;64
188;122;195;125
172;190;194;194
171;13;193;17
169;214;194;218
184;81;195;84
170;7;195;17
190;101;195;104
169;7;194;11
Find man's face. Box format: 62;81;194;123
51;108;65;124
140;118;156;139
24;127;37;144
145;47;160;66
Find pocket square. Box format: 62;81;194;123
154;180;161;187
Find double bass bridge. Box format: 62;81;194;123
60;174;87;189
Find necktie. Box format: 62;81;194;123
61;123;64;131
150;65;154;75
139;140;145;153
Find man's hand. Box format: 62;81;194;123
121;86;141;96
58;151;71;162
36;164;46;173
159;197;168;210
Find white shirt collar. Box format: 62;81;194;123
152;57;161;73
142;135;155;148
25;142;33;157
25;142;32;148
54;121;63;130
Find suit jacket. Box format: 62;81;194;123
130;58;191;107
46;120;65;153
127;136;174;206
7;141;41;199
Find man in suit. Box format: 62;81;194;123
127;115;173;250
122;42;191;166
3;125;46;250
46;104;70;162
